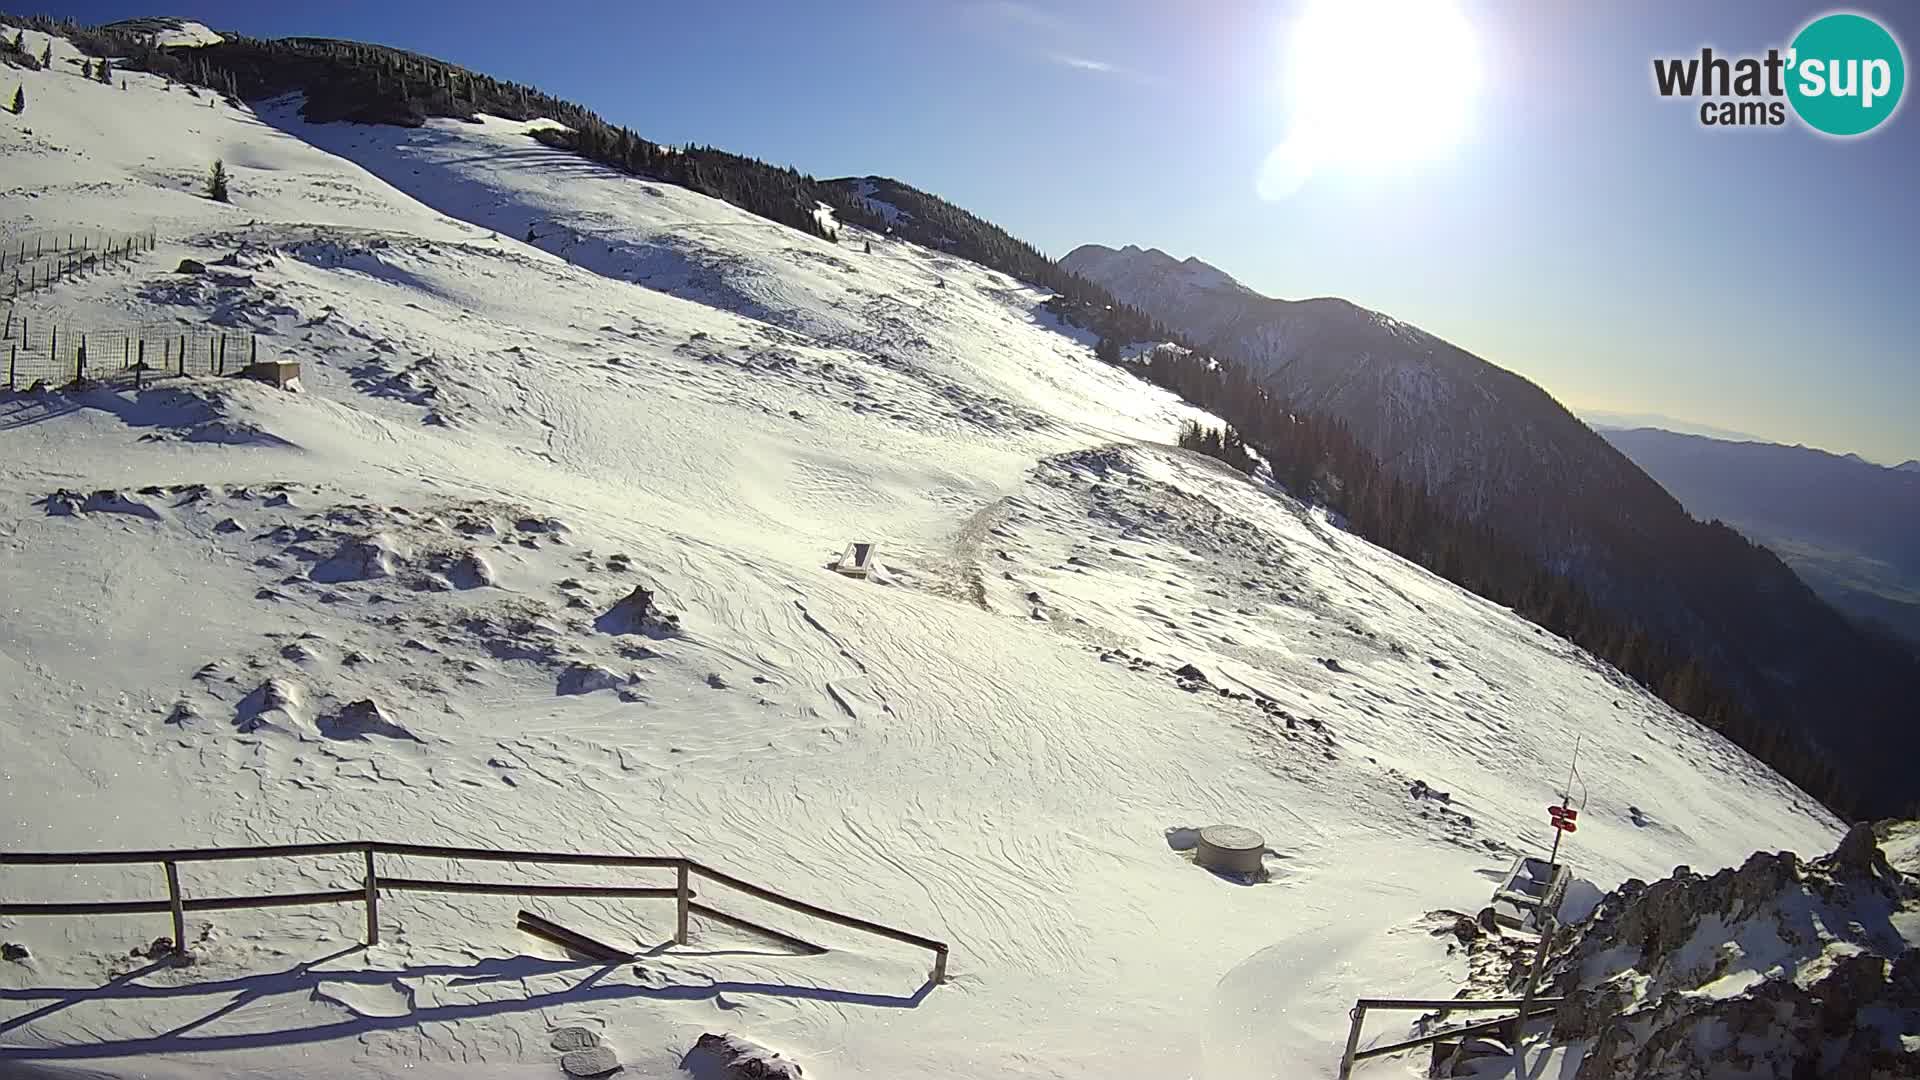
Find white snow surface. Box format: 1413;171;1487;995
0;27;1841;1079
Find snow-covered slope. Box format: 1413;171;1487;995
97;17;224;48
1059;244;1920;820
1;25;1841;1080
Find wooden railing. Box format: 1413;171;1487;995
1336;996;1565;1078
0;841;949;984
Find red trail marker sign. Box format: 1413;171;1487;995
1549;805;1578;833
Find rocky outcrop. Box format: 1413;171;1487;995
681;1033;803;1079
1546;822;1919;1079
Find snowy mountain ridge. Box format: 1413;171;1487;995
1060;242;1920;820
0;21;1847;1079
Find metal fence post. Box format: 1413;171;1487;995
675;862;690;945
7;344;15;391
363;847;379;946
163;861;186;955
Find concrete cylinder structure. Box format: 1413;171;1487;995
1195;824;1265;874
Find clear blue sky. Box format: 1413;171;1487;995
52;0;1920;463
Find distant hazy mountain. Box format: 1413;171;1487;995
1900;460;1920;473
1061;241;1920;812
1581;409;1763;443
1601;428;1920;646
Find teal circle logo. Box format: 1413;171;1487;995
1787;13;1905;136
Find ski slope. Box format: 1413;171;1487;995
0;25;1841;1079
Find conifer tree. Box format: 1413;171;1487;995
207;159;230;202
39;42;50;67
10;85;22;115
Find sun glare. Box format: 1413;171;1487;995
1260;0;1482;197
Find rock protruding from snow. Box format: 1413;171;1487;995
559;1045;621;1077
236;678;306;734
320;698;420;742
1547;824;1920;1079
681;1033;804;1079
549;1027;600;1052
595;585;679;637
310;533;402;583
556;663;625;696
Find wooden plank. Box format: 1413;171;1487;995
163;862;185;953
3;889;363;916
686;860;946;954
374;842;681;869
0;842;682;868
187;889;365;912
515;910;633;963
381;877;680;899
0;841;367;865
1338;1004;1366;1080
687;901;827;955
675;863;690;945
1351;1006;1558;1062
1362;996;1567;1011
363;849;379;946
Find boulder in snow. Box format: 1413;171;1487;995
556;664;625;696
310;534;402;583
560;1046;621;1077
320;698;420;742
549;1027;600;1052
681;1033;804;1079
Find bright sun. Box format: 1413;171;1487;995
1261;0;1482;196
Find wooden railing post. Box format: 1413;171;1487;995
1338;1002;1366;1080
1512;915;1556;1051
163;861;185;956
674;862;690;945
363;847;379;946
932;944;948;984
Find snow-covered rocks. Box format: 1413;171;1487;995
1548;822;1919;1079
319;697;419;742
560;1045;622;1077
235;677;306;733
555;663;627;696
549;1027;601;1052
681;1033;804;1079
309;532;403;582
